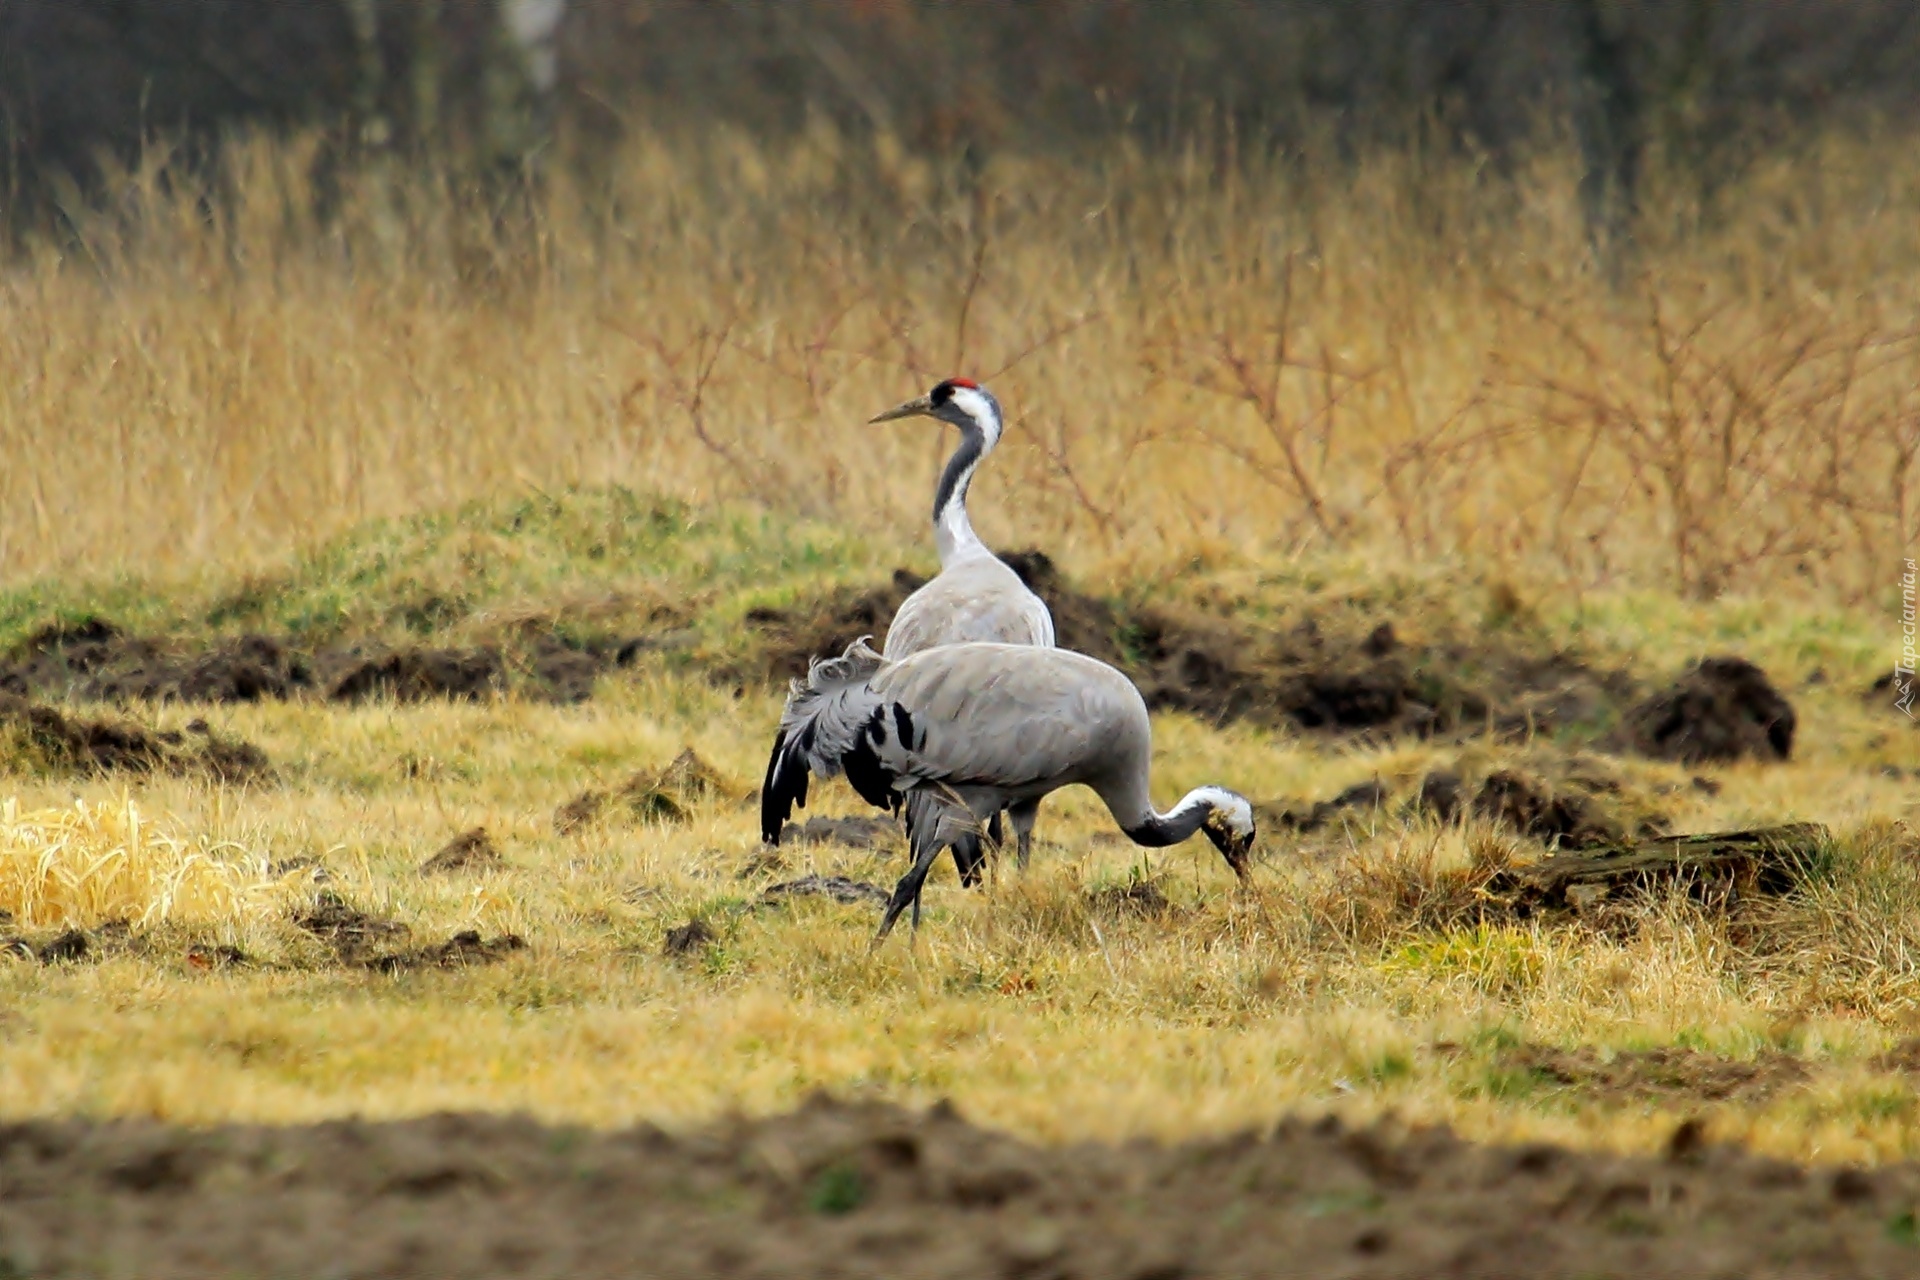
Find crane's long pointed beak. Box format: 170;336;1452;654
869;394;934;424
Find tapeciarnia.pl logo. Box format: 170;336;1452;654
1899;558;1917;718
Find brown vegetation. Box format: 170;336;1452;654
1;125;1914;606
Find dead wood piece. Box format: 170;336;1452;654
1486;823;1829;912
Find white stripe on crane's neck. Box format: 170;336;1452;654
1115;784;1253;848
932;385;1002;566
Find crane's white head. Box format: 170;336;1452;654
869;378;1004;450
1195;786;1256;878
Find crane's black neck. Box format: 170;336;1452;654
933;425;989;566
1122;792;1214;847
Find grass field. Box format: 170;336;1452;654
1;130;1918;1179
0;486;1916;1170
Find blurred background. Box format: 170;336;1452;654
1;2;1916;602
7;0;1920;232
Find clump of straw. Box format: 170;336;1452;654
0;795;292;930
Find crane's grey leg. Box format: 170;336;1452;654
914;786;987;890
877;821;947;943
951;809;1004;889
952;828;988;889
1007;798;1040;870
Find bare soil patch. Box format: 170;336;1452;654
1264;779;1392;833
1874;1038;1920;1075
9;928;94;964
553;748;737;834
419;827;505;875
292;892;523;972
0;617;650;707
760;875;889;906
0;693;272;782
663;918;716;956
1625;656;1797;764
0;924;256;969
322;644;503;702
735;569;928;684
363;929;527;974
5;574;1800;770
0;1097;1914;1278
292;891;410;962
1451;768;1628;848
738;552;1655;747
1087;878;1177;918
1499;1043;1811;1105
781;814;900;849
1266;753;1668;849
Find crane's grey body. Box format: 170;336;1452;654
884;553;1054;658
761;639;1256;940
869;379;1056;882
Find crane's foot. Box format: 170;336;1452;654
874;878;919;944
874;908;905;944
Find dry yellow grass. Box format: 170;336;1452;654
1;126;1915;600
0;665;1912;1163
0;794;291;932
0;130;1917;1166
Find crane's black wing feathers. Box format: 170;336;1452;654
843;706;904;814
760;639;901;845
760;729;809;845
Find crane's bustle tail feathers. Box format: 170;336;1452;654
760;637;898;845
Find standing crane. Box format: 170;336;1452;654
761;639;1257;941
868;378;1056;884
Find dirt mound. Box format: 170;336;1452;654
741;554;1642;743
419;827;504;874
782;815;899;849
1;1098;1919;1278
736;569;927;684
1626;656;1796;764
293;891;410;961
1873;1038;1920;1074
551;790;604;835
1087;878;1176;918
0;618;651;707
555;748;737;832
760;875;888;906
292;891;519;971
1265;757;1662;848
1;620;319;704
525;634;655;703
1262;779;1390;833
0;695;272;782
322;646;502;702
364;930;526;974
1412;755;1668;847
663;918;716;956
1469;770;1621;847
1501;1043;1810;1105
0;928;93;964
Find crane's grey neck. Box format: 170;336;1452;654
1117;786;1239;847
933;425;991;566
